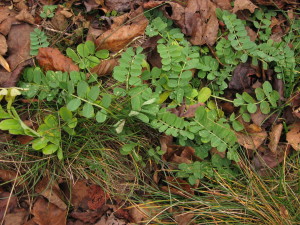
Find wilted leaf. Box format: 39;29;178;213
95;7;148;52
236;130;268;150
31;197;67;225
37;47;79;72
268;123;283;153
233;0;258;13
0;192;17;222
90;58;118;76
286;122;300;151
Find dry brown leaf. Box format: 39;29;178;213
0;24;34;87
37;47;79;72
286;122;300;151
105;0;141;12
95;7;148;52
246;26;258;41
159;134;173;152
4;209;28;225
90;58;118;76
175;212;195;225
163;145;200;166
0;54;10;72
70;207;108;223
0;7;17;36
0;170;18;182
252;144;289;171
236;131;268;150
0;34;7;55
251;108;268;126
35;176;67;210
15;9;34;24
32;197;67;225
213;0;232;10
0;192;18;221
233;0;258;13
51;10;69;31
161;176;194;197
268;123;283;153
69;180;90;209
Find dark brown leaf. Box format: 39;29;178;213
0;34;7;55
229;63;257;91
0;7;17;36
105;0;141;12
0;192;18;221
37;47;79;72
4;209;28;225
87;184;109;210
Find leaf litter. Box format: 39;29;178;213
0;0;300;224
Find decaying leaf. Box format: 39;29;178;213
268;123;283;153
69;180;90;209
0;170;18;183
105;0;141;12
286;122;300;151
90;58;118;76
31;197;67;225
236;130;268;150
159;134;173;152
15;9;34;24
95;7;148;52
233;0;258;13
0;7;17;36
35;176;67;210
37;47;79;72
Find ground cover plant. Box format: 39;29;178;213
0;0;299;224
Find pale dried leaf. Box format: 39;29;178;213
233;0;258;13
15;9;34;24
0;55;10;72
286;122;300;151
268;123;283;153
175;212;195;225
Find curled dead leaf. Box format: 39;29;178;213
37;47;79;72
0;55;11;72
286;122;300;151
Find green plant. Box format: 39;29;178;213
40;5;57;19
66;41;110;70
233;81;280;123
30;28;49;56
